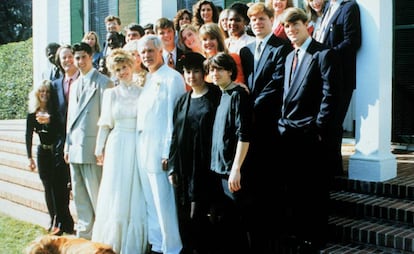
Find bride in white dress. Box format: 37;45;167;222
92;48;147;254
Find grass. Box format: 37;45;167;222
0;212;47;254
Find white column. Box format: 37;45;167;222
348;0;397;181
139;0;178;25
32;0;60;87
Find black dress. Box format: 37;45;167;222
168;84;222;254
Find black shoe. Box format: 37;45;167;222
297;241;319;254
149;251;163;254
64;228;76;235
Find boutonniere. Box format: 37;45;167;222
155;81;161;93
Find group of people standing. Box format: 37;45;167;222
26;0;361;253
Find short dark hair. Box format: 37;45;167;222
228;2;250;23
45;42;60;56
143;23;154;30
206;52;237;81
125;23;145;37
180;52;206;73
72;42;93;56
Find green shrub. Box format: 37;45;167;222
0;38;33;120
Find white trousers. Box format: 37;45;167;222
139;170;182;254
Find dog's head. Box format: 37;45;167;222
25;235;117;254
25;235;67;254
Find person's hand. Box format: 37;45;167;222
28;158;36;171
96;154;104;166
64;153;69;164
36;111;50;124
168;173;178;187
228;167;241;193
162;158;168;171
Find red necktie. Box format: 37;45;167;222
292;49;299;74
290;49;299;86
65;78;72;102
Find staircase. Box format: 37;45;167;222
1;119;414;253
320;152;414;253
0;119;76;229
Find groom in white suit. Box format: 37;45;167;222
136;35;186;254
64;42;114;239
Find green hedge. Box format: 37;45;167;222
0;38;33;119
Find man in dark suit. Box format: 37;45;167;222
278;7;342;253
52;45;80;135
44;42;63;81
314;0;361;176
239;2;292;253
49;44;80;235
154;17;184;75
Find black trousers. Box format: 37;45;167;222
37;145;73;231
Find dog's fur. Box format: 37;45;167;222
25;235;117;254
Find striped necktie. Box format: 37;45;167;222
168;52;175;68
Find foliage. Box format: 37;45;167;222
0;38;33;119
0;212;46;254
0;0;32;45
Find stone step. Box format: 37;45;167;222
0;176;77;225
0;149;30;171
0;164;43;191
0;197;50;229
0;178;48;213
330;191;414;225
328;215;414;252
321;242;414;254
334;166;414;200
0;138;29;156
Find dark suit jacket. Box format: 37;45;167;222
278;39;341;139
174;47;184;74
240;34;292;138
239;34;292;188
321;0;361;120
51;77;68;131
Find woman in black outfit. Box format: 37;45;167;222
25;79;74;235
168;52;222;254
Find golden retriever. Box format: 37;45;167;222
25;235;117;254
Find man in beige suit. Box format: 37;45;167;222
64;42;114;239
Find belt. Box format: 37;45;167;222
40;144;53;150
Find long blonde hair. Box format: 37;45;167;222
179;23;200;52
28;80;51;113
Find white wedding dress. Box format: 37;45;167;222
92;82;147;254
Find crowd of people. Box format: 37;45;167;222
26;0;361;253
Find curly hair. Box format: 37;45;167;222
192;0;219;28
173;9;193;32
